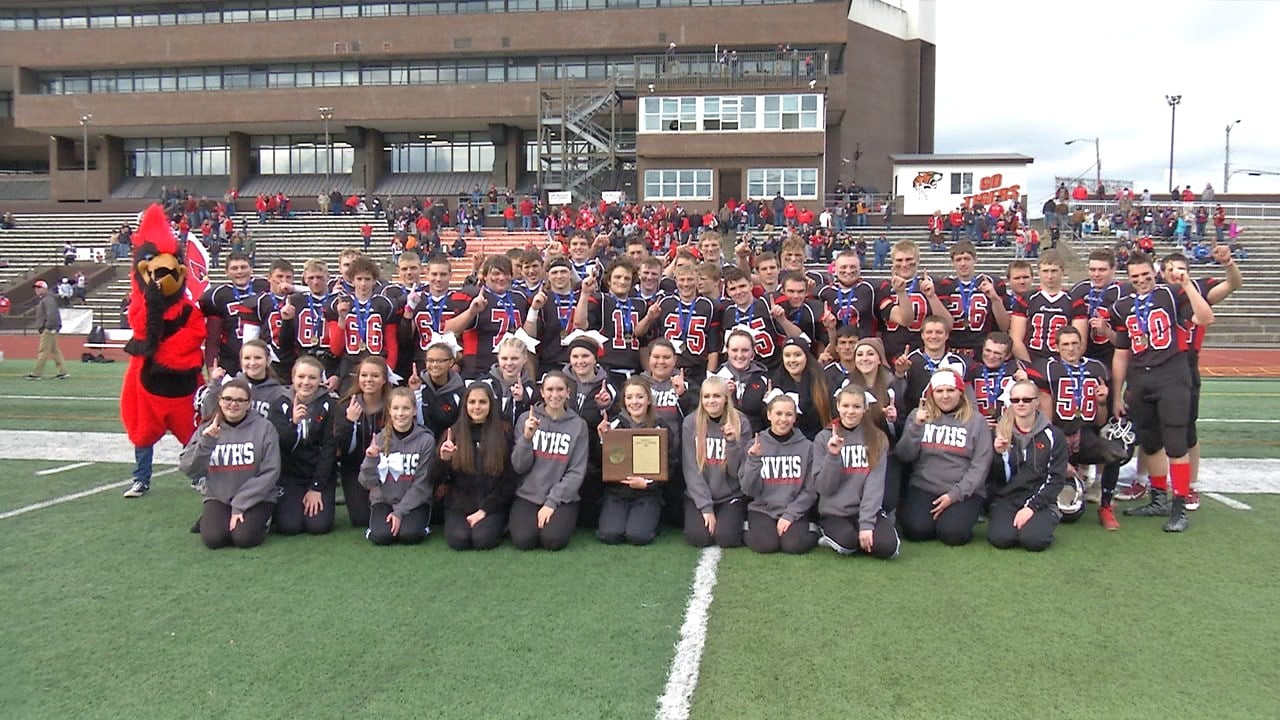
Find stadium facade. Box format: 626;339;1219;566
0;0;935;207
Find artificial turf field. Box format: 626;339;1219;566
1;363;1278;719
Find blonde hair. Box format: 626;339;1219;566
833;383;888;469
995;380;1039;443
922;373;974;424
694;376;742;473
380;387;419;451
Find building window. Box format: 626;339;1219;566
644;169;711;201
251;135;354;175
747;168;818;200
384;132;494;173
124;137;230;177
950;172;973;195
0;91;11;118
640;94;813;134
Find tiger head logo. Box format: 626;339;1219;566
912;171;943;192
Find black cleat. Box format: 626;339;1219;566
1124;488;1170;517
1163;497;1189;533
189;518;201;534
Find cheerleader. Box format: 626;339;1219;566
434;383;517;550
478;334;537;427
334;355;391;528
510;371;589;551
741;394;817;554
563;334;616;526
716;328;770;433
410;339;465;439
201;339;291;437
813;385;899;558
895;369;993;546
358;387;436;545
179;378;281;549
596;377;676;546
769;338;832;441
681;377;753;548
273;356;338;535
987;380;1067;551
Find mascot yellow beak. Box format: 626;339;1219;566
137;254;188;298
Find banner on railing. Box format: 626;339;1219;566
547;191;572;206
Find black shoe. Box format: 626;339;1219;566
190;518;201;534
1163;497;1189;533
1123;489;1170;517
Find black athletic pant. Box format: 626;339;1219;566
508;498;579;551
986;500;1059;552
900;486;984;546
339;464;372;528
1126;356;1192;459
367;502;431;545
882;455;906;514
443;505;508;550
819;513;900;559
745;510;817;554
274;482;336;536
682;497;747;549
200;500;273;549
597;493;662;546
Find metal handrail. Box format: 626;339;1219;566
1066;199;1280;221
635;49;829;90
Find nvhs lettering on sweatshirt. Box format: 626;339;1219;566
759;455;803;482
921;424;968;451
840;444;870;472
532;430;572;458
210;441;256;469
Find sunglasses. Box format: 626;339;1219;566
1008;397;1036;404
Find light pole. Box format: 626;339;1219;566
1064;137;1100;193
318;106;334;183
1165;94;1181;194
1224;119;1242;192
79;113;93;203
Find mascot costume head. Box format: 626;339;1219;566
120;204;207;449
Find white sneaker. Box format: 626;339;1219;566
122;482;149;498
817;531;855;555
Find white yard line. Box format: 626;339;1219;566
0;431;184;465
655;547;723;720
1205;492;1253;511
0;468;176;521
35;461;95;476
1195;419;1280;424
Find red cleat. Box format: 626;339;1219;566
1098;506;1121;531
1114;482;1148;502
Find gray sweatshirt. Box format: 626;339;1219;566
180;412;282;514
681;410;753;513
35;293;61;332
895;409;993;502
512;404;589;508
739;429;816;522
358;425;437;518
812;424;886;530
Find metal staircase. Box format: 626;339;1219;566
536;74;636;203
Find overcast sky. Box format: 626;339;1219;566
933;0;1280;203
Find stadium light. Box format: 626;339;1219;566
318;106;335;183
1224;119;1242;192
1166;94;1182;193
79;113;93;204
1064;137;1100;193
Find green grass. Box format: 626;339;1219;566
0;460;141;510
1;368;1278;719
0;477;699;720
693;498;1280;720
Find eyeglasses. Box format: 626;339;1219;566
424;358;452;365
220;397;250;405
1008;397;1036;404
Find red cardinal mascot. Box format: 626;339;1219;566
120;204;207;458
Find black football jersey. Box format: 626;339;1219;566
1031;356;1110;434
874;277;931;359
817;280;876;338
654;296;721;368
935;275;999;353
199;278;270;371
1110;285;1193;370
717;298;783;370
1012;289;1084;360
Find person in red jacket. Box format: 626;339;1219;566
784;202;799;228
519;196;535;230
1071;183;1089;201
948;208;964;244
503;203;517;232
797;207;814;228
928;211;945;251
